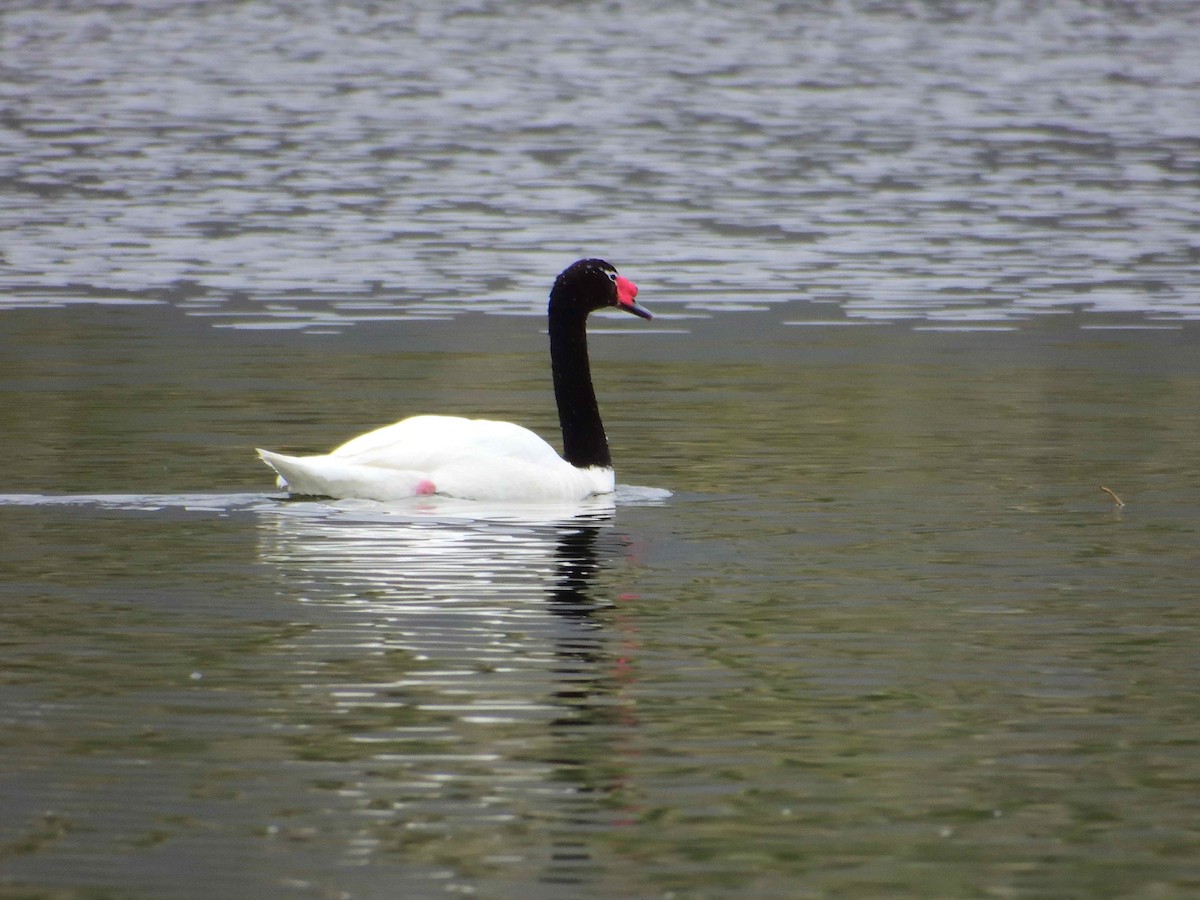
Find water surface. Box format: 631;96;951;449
2;1;1199;898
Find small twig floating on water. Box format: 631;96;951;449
1100;486;1125;508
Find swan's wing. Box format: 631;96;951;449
329;415;564;470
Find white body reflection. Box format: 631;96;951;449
253;487;666;882
253;489;671;693
255;494;626;679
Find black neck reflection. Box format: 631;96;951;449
540;518;639;890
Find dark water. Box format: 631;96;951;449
3;2;1200;898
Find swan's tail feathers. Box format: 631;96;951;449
256;448;434;502
256;448;310;493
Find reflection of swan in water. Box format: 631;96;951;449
256;494;624;622
255;491;661;879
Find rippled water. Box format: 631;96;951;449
4;0;1199;327
3;1;1200;898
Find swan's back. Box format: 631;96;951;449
330;415;563;469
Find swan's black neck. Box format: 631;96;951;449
549;303;611;470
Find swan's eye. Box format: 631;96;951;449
607;272;617;282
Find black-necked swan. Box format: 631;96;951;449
256;258;651;502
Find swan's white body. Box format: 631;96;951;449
257;414;615;502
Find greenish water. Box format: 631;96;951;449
2;304;1198;898
4;0;1200;895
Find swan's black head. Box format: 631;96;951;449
550;258;652;320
